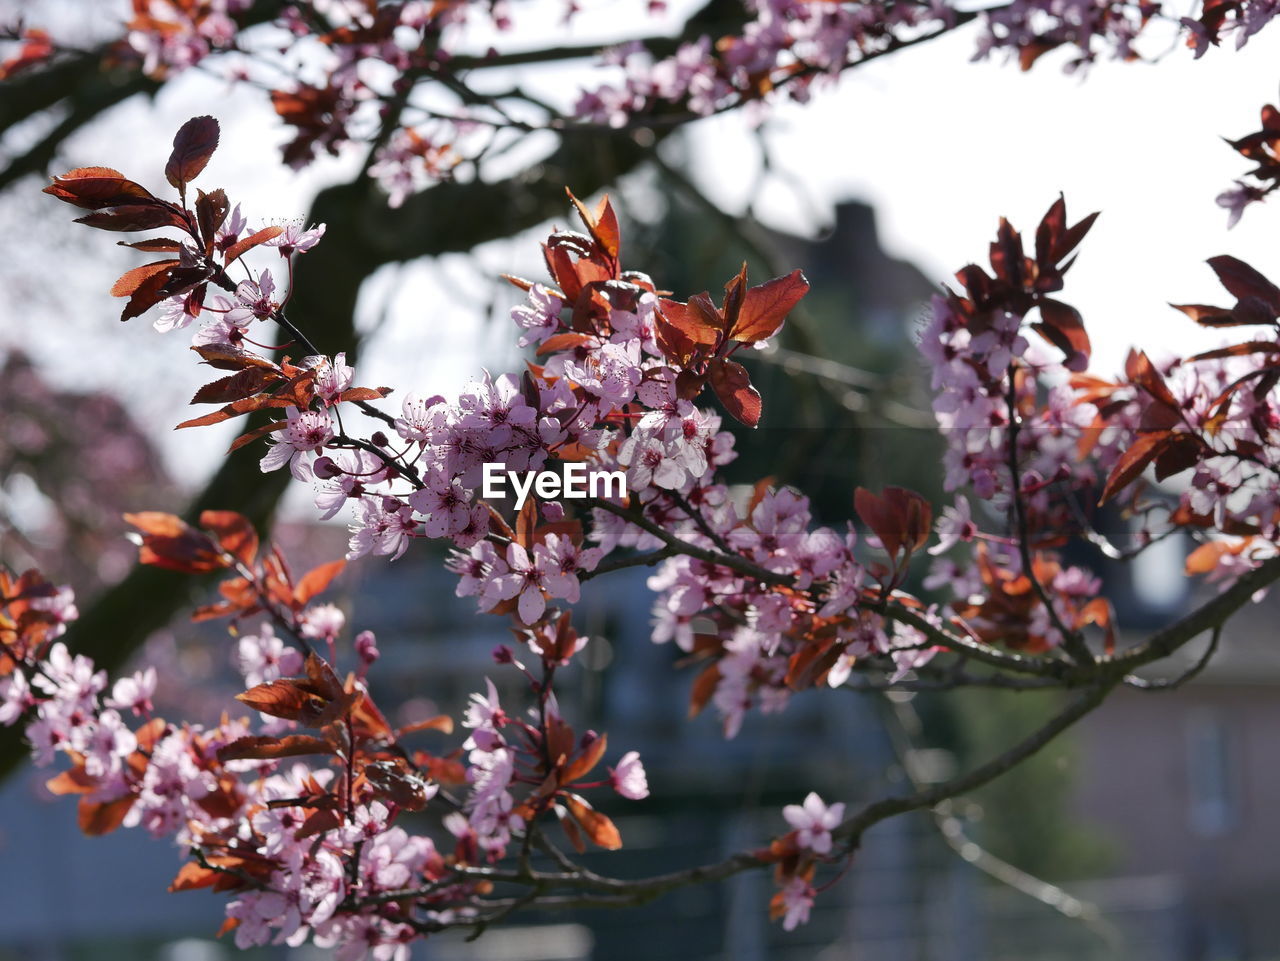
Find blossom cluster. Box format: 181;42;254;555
0;546;650;959
36;107;1280;944
10;0;1273;213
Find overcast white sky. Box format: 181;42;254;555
5;3;1280;500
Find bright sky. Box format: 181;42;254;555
6;5;1280;500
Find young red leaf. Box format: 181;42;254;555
125;512;229;573
294;560;346;605
190;368;278;405
199;510;259;566
216;734;334;762
118;238;184;252
1169;303;1238;326
363;759;435;811
47;764;97;796
195;188;230;250
43;168;155;209
175;396;269;430
566;188;621;261
688;663;721;718
1032;298;1091;371
124;512;188;537
119;264;179;322
396;715;455;737
1124;350;1180;410
854;487;902;560
564;794;623;850
1207;255;1280;312
536;332;595;357
559;807;587;853
111;260;179;298
192;344;280;371
708;358;762;427
166;116;220;191
76;204;185;233
336;387;391;403
295;808;343;840
223;224;284;263
1099;431;1167;504
731;269;810;344
562;733;608;785
78;795;135;836
169;861;223;893
236;679;315;722
515;496;538;549
721;262;750;331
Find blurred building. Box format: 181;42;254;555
1071;574;1280;961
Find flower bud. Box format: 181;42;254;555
355;630;379;665
313;455;342;479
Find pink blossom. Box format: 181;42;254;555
260;408;334;481
778;876;815;931
782;792;845;855
609;751;649;800
266;221;327;256
105;667;156;716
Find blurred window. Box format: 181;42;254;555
1186;710;1235;838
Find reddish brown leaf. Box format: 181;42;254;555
296;808;343;840
1124;350;1180;410
855;487;900;559
169;861;221;892
1185;539;1250;575
396;714;455;737
176;395;280;430
119;263;177;322
1207;255;1280;312
190;368;278;405
199;510;259;566
75;204;186;233
688;663;721;718
731;269;810;344
119;238;184;252
515;496;538;549
294;560;346;605
1032;298;1091;370
562;733;608;785
559;807;587;853
536;332;595;357
166;116;220;191
192;344;280;371
236;679;314;722
708;358;762;427
1170;303;1239;326
216;734;334;762
1078;597;1116;654
47;764;97;796
363;759;435;811
564;794;622;850
79;795;135;836
43;168;155;210
223;225;283;263
124;511;188;537
336;386;391;403
1099;431;1168;504
125;512;228;573
111;261;179;297
195;188;230;249
567;188;621;261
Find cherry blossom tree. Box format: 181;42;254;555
5;1;1280;956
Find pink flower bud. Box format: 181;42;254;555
355;630;379;665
